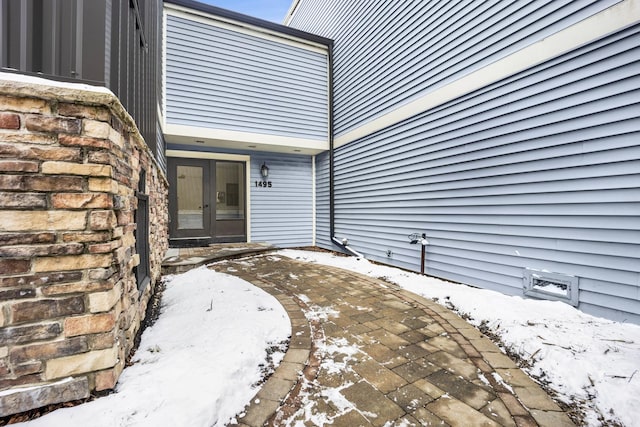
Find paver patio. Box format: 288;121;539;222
169;250;575;426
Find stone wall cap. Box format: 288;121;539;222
0;72;113;101
0;72;137;136
0;376;75;397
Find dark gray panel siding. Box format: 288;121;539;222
165;13;328;140
250;153;313;247
326;27;640;323
288;0;621;136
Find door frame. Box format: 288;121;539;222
167;150;251;244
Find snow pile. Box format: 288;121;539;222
16;266;290;427
279;249;640;426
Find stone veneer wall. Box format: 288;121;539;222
0;75;168;416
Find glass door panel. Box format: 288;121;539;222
177;165;204;229
215;162;245;238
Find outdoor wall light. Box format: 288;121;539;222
260;162;269;178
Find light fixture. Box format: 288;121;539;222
260;162;269;178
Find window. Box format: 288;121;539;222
134;170;150;292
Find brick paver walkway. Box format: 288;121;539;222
209;254;574;427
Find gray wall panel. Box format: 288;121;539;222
289;0;621;136
315;151;331;249
324;25;640;323
165;13;328;140
250;153;313;247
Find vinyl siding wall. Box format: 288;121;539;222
288;0;621;136
315;151;331;249
317;21;640;322
165;12;328;141
250;153;313;247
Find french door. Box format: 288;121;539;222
168;158;246;245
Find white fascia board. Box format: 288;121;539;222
164;123;329;154
164;4;328;55
334;0;640;148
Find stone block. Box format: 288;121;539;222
0;377;89;417
34;254;112;272
62;231;111;243
0;132;56;145
64;312;115;337
88;285;121;313
10;336;88;363
0;160;39;172
87;151;112;164
41;161;112;177
58;134;111;150
88;267;115;280
0;243;84;257
10;296;84;324
0;95;50;114
0;271;82;288
51;193;113;209
88;331;116;351
95;367;118;391
25;115;81;134
42;280;113;296
0;288;36;301
58;103;110;121
5;175;84;192
88;210;117;230
0;210;86;232
0;112;20;129
0;259;31;275
83;120;112;139
0;323;62;345
0;373;41;390
13;361;43;377
0;192;47;208
88;178;118;193
1;143;82;161
45;347;118;380
88;240;120;254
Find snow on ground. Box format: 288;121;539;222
278;249;640;427
14;266;290;427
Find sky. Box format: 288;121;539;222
198;0;294;23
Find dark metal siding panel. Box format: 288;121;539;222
328;26;640;322
0;0;161;156
250;153;313;247
288;0;622;136
165;13;328;140
315;151;331;249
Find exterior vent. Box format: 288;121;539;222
523;269;579;307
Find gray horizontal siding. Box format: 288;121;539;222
250;153;313;247
325;26;640;323
165;13;328;140
288;0;621;136
315;151;331;248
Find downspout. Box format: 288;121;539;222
328;41;336;244
327;42;361;259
